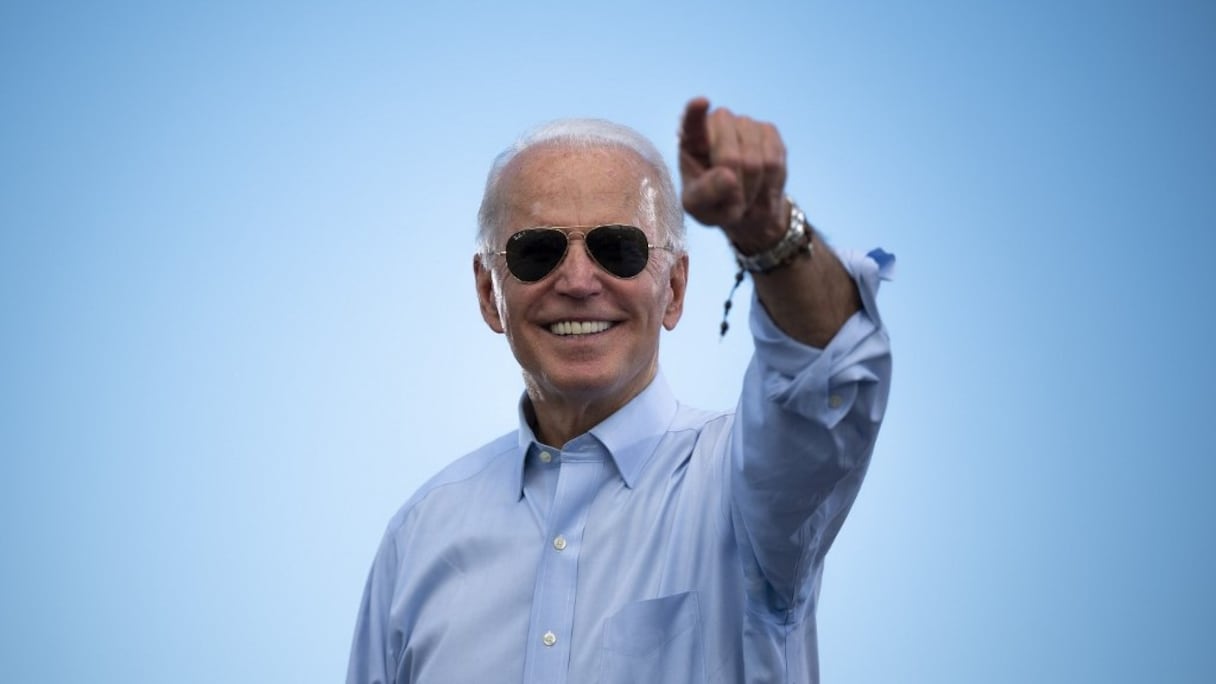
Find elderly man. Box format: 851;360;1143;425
347;98;892;683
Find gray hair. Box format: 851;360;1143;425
476;119;686;256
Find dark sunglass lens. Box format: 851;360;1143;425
506;229;568;281
587;225;650;278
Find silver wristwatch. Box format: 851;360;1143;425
732;198;813;273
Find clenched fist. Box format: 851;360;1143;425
678;97;791;255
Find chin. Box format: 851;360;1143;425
543;373;623;400
539;363;653;404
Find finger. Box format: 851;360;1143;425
682;166;746;226
678;97;712;176
736;117;768;210
707;107;740;171
759;121;788;212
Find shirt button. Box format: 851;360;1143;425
539;451;552;463
552;535;567;551
828;394;843;409
542;631;557;647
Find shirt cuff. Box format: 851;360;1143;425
749;247;894;428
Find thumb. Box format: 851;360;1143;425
682;167;745;226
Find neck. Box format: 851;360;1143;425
524;378;654;447
525;395;621;448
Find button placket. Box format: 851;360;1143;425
520;452;606;684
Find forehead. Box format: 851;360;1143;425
496;143;659;233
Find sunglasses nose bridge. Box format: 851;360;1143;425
560;230;600;266
551;230;605;289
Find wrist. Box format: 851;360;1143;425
731;197;813;274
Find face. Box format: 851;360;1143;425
474;144;688;416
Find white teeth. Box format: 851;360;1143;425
549;321;612;336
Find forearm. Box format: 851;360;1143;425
752;231;862;348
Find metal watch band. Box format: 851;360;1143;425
732;197;813;273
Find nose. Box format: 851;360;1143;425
552;232;603;298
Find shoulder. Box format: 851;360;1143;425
383;430;519;535
669;400;735;446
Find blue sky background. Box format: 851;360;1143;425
2;1;1213;682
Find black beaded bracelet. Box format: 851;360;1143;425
719;198;813;338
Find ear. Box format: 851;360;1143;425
662;253;689;331
474;254;505;334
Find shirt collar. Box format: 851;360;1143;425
511;372;679;497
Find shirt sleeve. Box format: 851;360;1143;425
346;526;401;684
730;247;894;622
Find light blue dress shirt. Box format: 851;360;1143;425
348;248;893;683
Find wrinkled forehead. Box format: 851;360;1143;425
496;143;661;235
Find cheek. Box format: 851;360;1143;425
628;273;672;323
495;277;538;335
643;260;675;298
640;251;673;283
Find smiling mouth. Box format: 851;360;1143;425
548;321;614;336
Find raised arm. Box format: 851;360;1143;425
681;100;893;680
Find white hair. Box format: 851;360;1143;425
476;119;686;256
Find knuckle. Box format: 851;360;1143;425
716;153;742;169
709;108;735;128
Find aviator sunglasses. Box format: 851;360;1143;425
494;224;673;282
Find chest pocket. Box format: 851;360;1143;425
600;591;707;684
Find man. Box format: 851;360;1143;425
348;97;892;683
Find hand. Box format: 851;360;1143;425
678;97;789;254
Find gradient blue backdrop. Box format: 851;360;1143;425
3;1;1213;682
